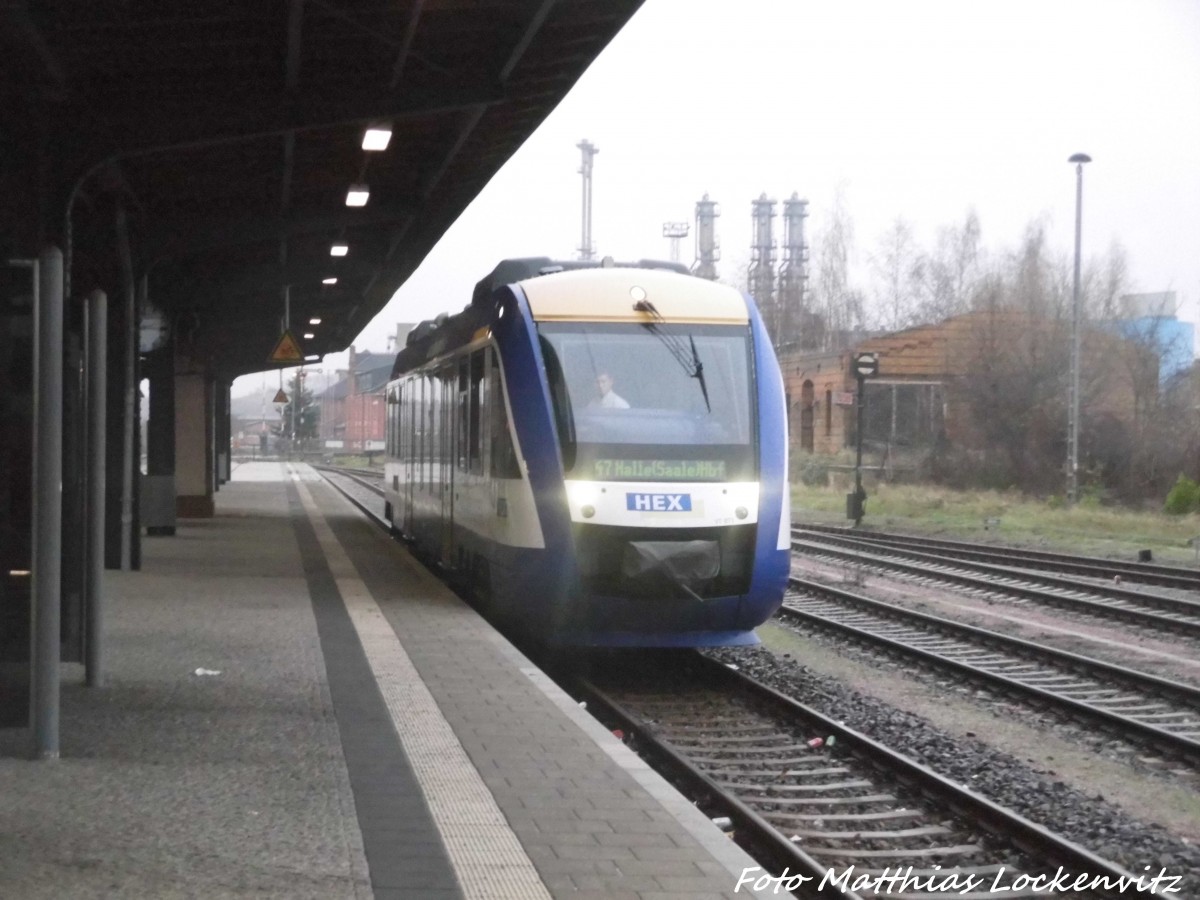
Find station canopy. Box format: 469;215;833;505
0;0;643;379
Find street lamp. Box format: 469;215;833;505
1066;152;1091;506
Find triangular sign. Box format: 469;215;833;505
269;329;305;364
273;389;289;404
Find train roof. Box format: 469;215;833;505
468;256;690;307
391;257;747;378
521;266;749;325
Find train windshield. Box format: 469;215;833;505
537;321;756;481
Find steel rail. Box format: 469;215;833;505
792;537;1200;637
783;577;1200;766
580;654;1157;899
795;524;1200;592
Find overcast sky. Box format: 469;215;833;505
243;0;1200;393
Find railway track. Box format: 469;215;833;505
312;470;1194;893
796;525;1200;593
577;652;1162;898
309;464;388;526
780;578;1200;768
792;533;1200;639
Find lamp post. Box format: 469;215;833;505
1066;152;1091;506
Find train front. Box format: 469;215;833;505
519;267;791;647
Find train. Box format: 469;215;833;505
381;257;790;647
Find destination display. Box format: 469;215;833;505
589;459;726;480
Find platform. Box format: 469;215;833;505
0;462;777;899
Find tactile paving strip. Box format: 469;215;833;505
295;474;551;900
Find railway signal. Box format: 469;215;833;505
848;352;880;525
853;351;879;379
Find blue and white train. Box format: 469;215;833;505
382;257;790;647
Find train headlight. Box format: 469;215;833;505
735;506;749;520
566;480;602;520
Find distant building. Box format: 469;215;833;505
319;347;392;452
780;310;1150;460
1108;292;1195;384
317;324;415;453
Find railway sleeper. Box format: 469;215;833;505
788;824;954;842
762;809;923;824
814;843;982;859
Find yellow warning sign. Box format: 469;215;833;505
268;329;304;364
273;389;289;404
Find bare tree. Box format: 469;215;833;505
810;186;864;349
719;253;750;294
1092;291;1199;500
1088;239;1129;320
868;216;925;331
917;209;982;322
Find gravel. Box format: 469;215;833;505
706;643;1200;894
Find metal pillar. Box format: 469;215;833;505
33;246;63;759
116;207;136;569
86;290;106;687
576;139;598;261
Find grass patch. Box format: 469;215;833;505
330;455;378;468
792;481;1200;564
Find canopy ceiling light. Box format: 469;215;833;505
322;277;338;285
330;244;349;257
362;125;393;151
345;185;369;207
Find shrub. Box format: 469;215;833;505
796;456;828;487
1163;475;1200;516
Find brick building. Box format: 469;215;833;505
779;310;1150;461
318;347;392;452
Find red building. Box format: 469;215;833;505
318;346;392;453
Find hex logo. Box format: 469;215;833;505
626;493;692;512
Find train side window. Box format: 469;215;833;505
406;376;416;476
538;335;576;470
444;364;456;475
399;379;405;462
438;365;452;480
428;371;434;486
386;384;396;455
457;357;469;472
414;376;423;488
398;380;406;461
489;350;521;479
469;349;484;474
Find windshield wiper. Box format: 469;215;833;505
634;299;711;412
689;334;710;413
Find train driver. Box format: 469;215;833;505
589;371;630;409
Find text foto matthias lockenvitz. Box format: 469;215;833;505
735;864;1184;895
